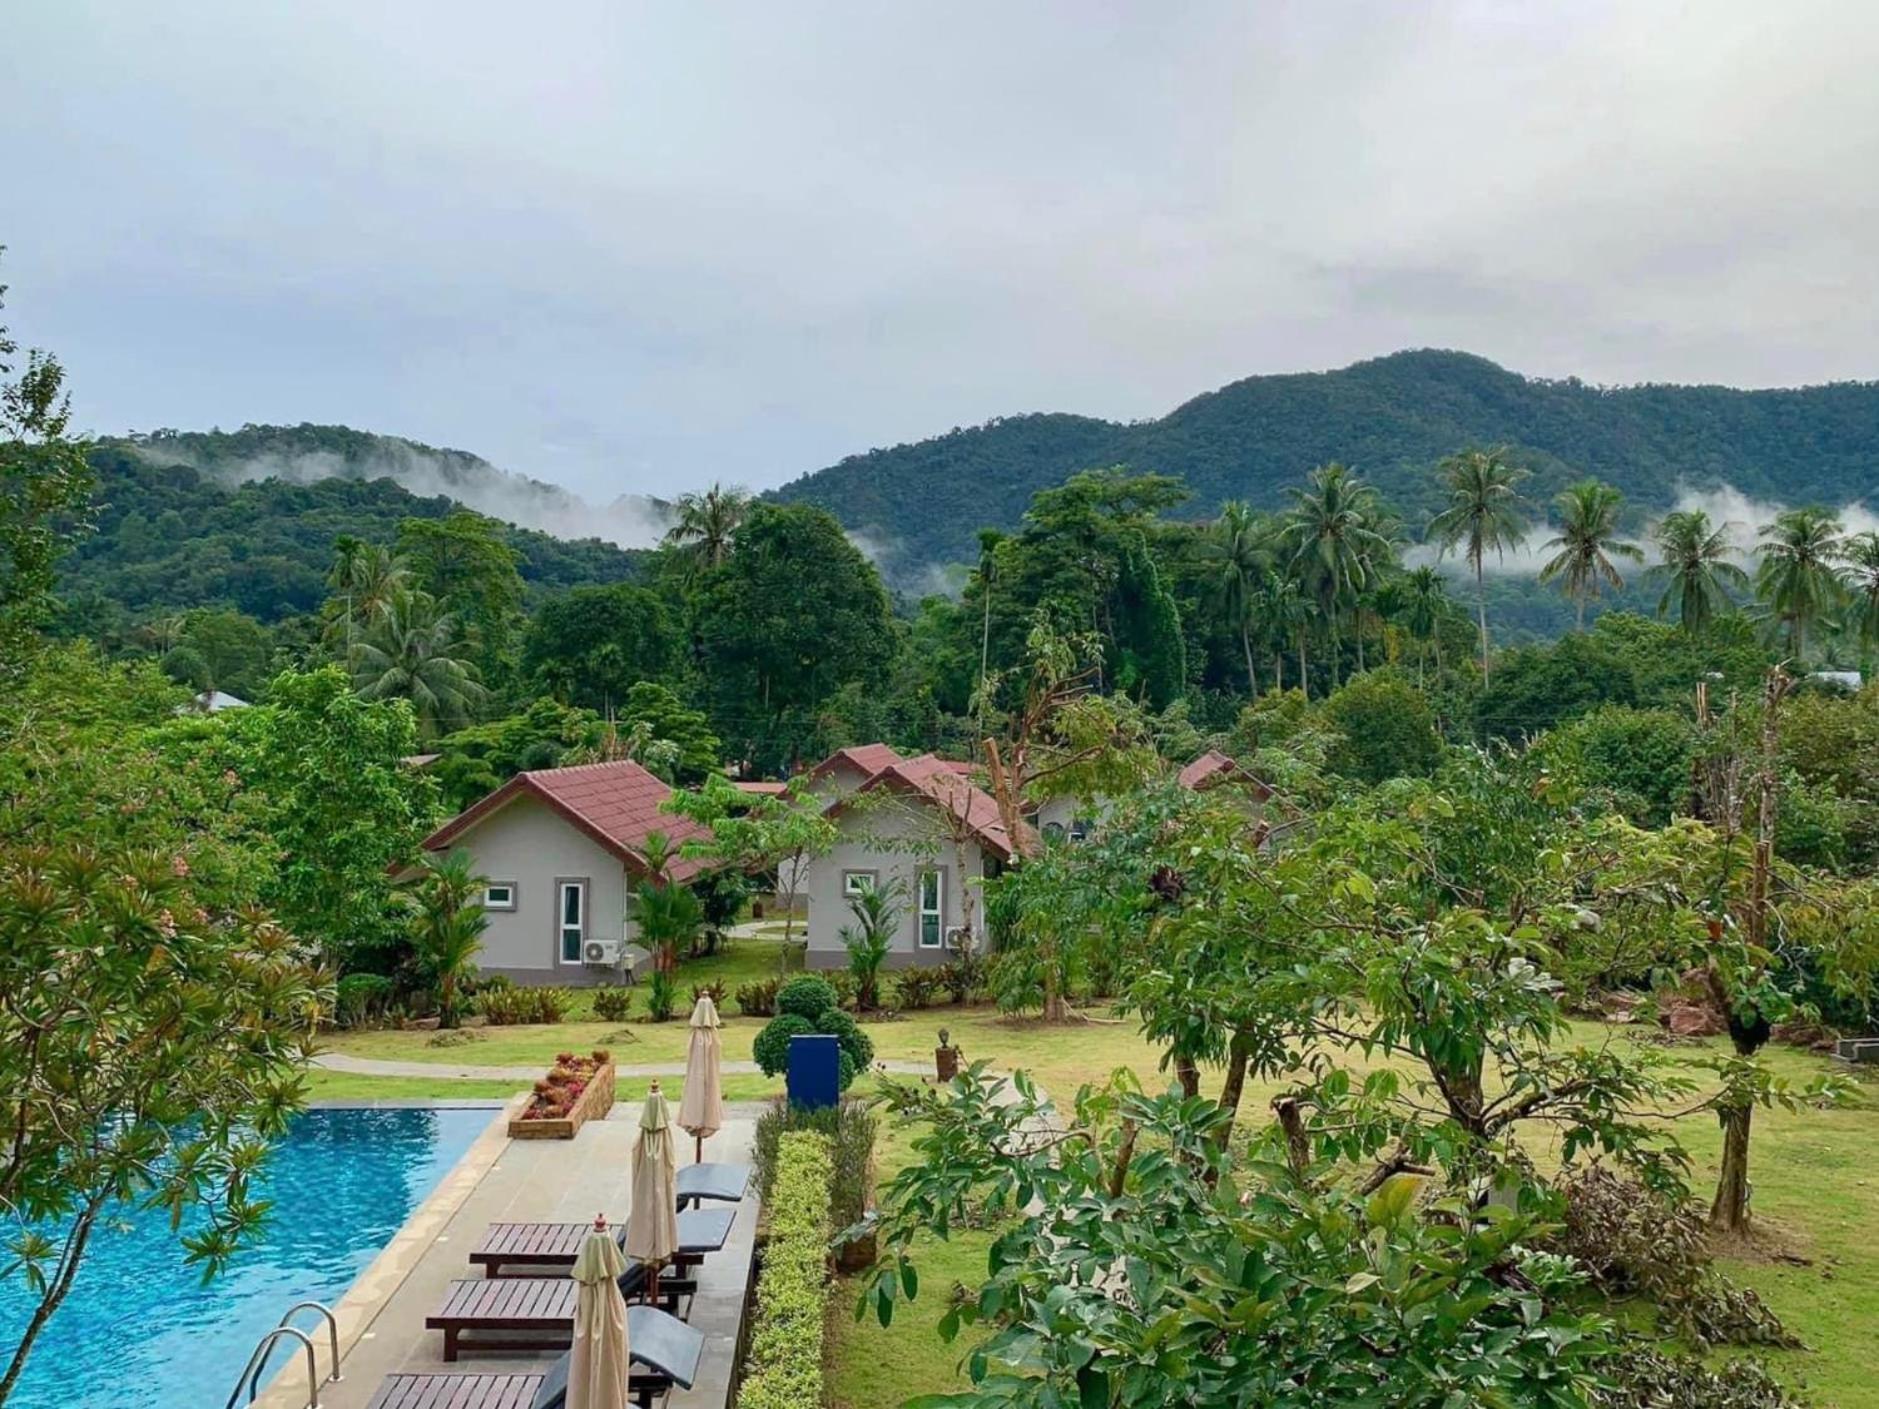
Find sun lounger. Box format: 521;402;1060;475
369;1306;703;1409
675;1160;750;1208
427;1266;697;1360
470;1207;734;1278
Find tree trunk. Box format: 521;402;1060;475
1328;616;1341;689
978;583;993;729
1273;648;1284;693
1241;620;1259;698
1174;1053;1200;1099
1475;559;1491;682
1355;623;1366;674
1710;1102;1753;1231
1297;634;1308;700
0;1200;101;1404
1273;1097;1311;1180
1575;593;1587;634
1212;1029;1255;1148
1042;961;1066;1024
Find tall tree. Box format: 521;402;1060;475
324;537;407;653
0;253;95;677
661;482;748;574
349;590;487;739
1755;506;1845;661
972;527;1004;731
1262;572;1311;695
1280;463;1389;690
1428;447;1529;682
1646;508;1749;633
1843;530;1879;680
1401;565;1448;685
1538;478;1643;631
519;582;683;711
1204;500;1268;696
395;511;524;679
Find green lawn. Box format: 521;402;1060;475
824;1011;1879;1409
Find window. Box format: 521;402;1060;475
557;880;587;963
917;868;943;948
483;883;516;911
842;870;877;898
1070;817;1095;843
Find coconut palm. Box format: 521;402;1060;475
1205;501;1270;695
1281;463;1389;690
1755;507;1845;660
1261;572;1312;696
402;848;488;1028
1645;509;1749;633
349;590;486;738
1401;565;1448;686
1428;448;1529;682
1537;479;1643;631
1840;530;1879;679
326;539;408;653
662;483;748;573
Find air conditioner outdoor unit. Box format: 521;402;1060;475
583;938;621;966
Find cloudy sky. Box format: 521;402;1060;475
7;2;1879;504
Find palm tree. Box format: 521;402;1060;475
402;848;488;1028
662;483;748;572
1537;479;1643;631
1262;572;1312;696
1205;501;1269;696
1281;463;1389;690
1402;566;1448;686
1645;509;1749;633
840;879;905;1011
349;590;486;738
1428;448;1529;682
1755;507;1845;660
1839;530;1879;679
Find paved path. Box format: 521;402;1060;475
314;1051;932;1081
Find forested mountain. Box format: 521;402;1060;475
771;349;1879;569
57;436;646;632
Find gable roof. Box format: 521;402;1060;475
418;759;712;881
807;743;903;783
1177;750;1271;798
836;751;1032;862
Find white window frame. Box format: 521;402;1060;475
842;870;878;898
917;868;944;949
483;882;517;911
556;878;588;964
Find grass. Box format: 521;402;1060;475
824;1008;1879;1409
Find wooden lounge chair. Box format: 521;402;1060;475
369;1305;703;1409
675;1160;750;1209
470;1207;734;1278
427;1265;697;1360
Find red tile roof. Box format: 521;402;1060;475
732;780;789;795
807;743;903;783
1177;750;1270;798
838;752;1032;861
419;760;713;881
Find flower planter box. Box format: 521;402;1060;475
508;1060;616;1139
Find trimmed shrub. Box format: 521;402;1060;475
752;1097;877;1228
776;975;840;1021
818;1009;874;1072
752;1014;816;1077
476;985;571;1025
737;1132;833;1409
590;986;633;1022
735;977;780;1017
335;972;394;1027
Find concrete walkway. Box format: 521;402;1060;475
314;1051;932;1081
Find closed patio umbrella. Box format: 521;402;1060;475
677;995;723;1162
625;1081;680;1305
568;1215;630;1409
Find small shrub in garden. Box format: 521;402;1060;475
895;969;940;1010
824;970;858;1011
476;985;571;1025
646;968;677;1022
752;1098;876;1226
777;975;840;1021
752;1014;817;1076
736;1133;833;1409
735;977;779;1017
335;972;394;1027
591;986;633;1022
690;980;726;1006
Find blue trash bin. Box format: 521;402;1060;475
787;1033;840;1110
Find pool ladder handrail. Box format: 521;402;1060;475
224;1300;342;1409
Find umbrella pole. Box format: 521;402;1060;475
695;1134;703;1163
647;1262;660;1308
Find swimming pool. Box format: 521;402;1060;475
0;1104;494;1409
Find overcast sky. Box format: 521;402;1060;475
7;2;1879;502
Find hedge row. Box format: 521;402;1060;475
736;1131;833;1409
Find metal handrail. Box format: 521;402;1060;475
249;1301;343;1401
223;1326;319;1409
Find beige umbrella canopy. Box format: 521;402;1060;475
568;1216;630;1409
677;995;724;1161
625;1081;680;1303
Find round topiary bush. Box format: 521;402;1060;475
818;1008;874;1073
776;975;840;1022
752;1013;816;1076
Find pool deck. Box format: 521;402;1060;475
255;1097;761;1409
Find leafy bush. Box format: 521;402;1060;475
819;1008;874;1072
735;977;779;1017
824;971;857;1012
646;968;677;1022
590;986;633;1022
737;1132;833;1409
476;985;571;1025
690;980;726;1006
935;957;980;1005
1324;670;1443;784
777;975;840;1021
752;1014;817;1077
1550;1165;1797;1349
895;969;941;1010
335;972;394;1027
752;1097;876;1227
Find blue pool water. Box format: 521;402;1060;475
0;1105;492;1409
